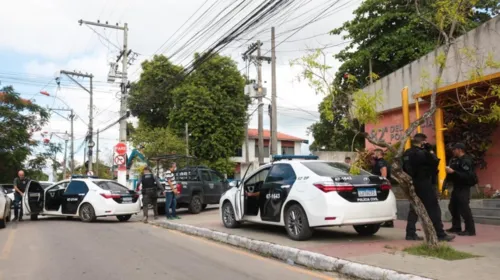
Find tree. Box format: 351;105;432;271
0;86;49;182
130;126;186;158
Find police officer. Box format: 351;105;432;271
137;166;162;223
371;149;394;228
445;143;477;236
403;133;455;241
13;170;29;221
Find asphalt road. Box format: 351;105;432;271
0;216;342;280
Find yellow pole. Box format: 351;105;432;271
415;97;422;133
401;87;411;150
435;108;447;193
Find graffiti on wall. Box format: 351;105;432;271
370;118;435;142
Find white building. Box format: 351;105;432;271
231;129;305;179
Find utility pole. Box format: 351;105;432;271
50;108;75;174
96;129;100;177
270;27;278;156
60;70;94;174
79;19;130;185
185;123;189;156
63;136;68;179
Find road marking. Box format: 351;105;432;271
0;229;16;260
165;228;336;280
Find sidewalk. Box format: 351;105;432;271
162;207;500;280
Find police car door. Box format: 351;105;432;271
260;164;296;222
22;181;44;215
62;181;89;215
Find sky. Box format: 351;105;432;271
0;0;360;180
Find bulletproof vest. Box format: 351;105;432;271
141;174;157;190
16;178;29;192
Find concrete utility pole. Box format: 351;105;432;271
185;123;189;156
96;129;100;177
270;27;278;156
50;108;75;174
63;136;68;179
79;19;129;183
60;70;94;174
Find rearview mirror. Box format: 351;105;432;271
228;181;238;188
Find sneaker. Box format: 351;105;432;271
446;228;461;233
142;217;148;223
458;231;476;236
406;235;424;241
166;217;173;220
13;216;18;222
438;234;456;242
173;216;181;220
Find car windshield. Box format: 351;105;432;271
94;181;129;192
302;161;371;177
40;183;53;189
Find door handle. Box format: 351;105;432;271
281;185;290;189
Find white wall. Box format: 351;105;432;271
313;151;358;162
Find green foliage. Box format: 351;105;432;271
0;86;49;182
130;126;186;158
404;243;478;260
351;89;383;125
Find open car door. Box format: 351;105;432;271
22;180;44;215
234;164;253;221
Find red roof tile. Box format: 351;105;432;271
247;129;304;141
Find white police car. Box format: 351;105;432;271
219;155;397;241
23;176;141;222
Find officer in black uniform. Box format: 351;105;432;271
13;170;29;221
137;166;162;223
403;133;455;241
371;149;394;228
445;143;477;236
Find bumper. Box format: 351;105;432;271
94;202;141;217
306;191;398;227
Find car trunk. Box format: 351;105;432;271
95;181;139;204
323;175;391;203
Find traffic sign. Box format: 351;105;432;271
88;141;95;148
115;142;127;155
87;171;94;176
114;155;126;165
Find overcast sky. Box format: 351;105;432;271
0;0;360;179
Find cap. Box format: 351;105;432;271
414;133;427;140
452;142;466;150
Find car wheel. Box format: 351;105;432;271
30;214;38;221
0;219;5;229
284;204;313;241
188;194;203;214
116;215;132;222
222;202;240;228
79;203;97;223
202;204;207;211
353;224;381;236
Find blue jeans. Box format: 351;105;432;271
14;193;23;218
165;192;177;218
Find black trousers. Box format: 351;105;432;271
449;187;476;233
406;186;446;237
142;191;158;218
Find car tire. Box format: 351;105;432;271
79;203;97;223
353;224;381;236
30;214;38;221
188;194;203;214
0;219;5;229
284;204;313;241
222;202;240;228
116;215;132;222
202;204;207;211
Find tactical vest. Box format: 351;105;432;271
141;174;157;191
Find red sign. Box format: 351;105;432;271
115;142;127;155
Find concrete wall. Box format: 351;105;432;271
362;16;500;112
313;151;359;162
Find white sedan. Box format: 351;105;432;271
23;176;141;222
0;185;12;228
220;156;397;241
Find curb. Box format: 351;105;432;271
150;221;432;280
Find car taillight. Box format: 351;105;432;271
313;183;354;193
133;193;140;198
100;193;121;199
381;184;392;190
176;183;182;194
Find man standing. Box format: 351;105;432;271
371;149;393;227
137;166;162;223
164;162;180;220
13;170;29;221
403;133;454;241
446;143;477;236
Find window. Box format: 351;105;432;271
234;147;243;157
0;186;6;194
255;146;270;158
302;162;370;177
210;171;223;183
64;181;89;195
50;182;69;191
200;170;212;181
95;181;129;192
266;164;296;183
282;147;295;155
1;185;14;194
245;168;270;186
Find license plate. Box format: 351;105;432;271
358;188;377;197
157;198;166;202
122;197;133;203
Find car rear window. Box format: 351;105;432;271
94;181;129;192
302;162;370;177
1;185;14;193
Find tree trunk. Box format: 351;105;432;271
391;161;440;248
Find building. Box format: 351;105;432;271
231;129;305;179
362;16;500;193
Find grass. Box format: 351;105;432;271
403;243;480;261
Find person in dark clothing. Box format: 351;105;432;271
137;166;163;223
445;143;477;236
371;149;394;228
403;133;455;242
13;170;29;221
